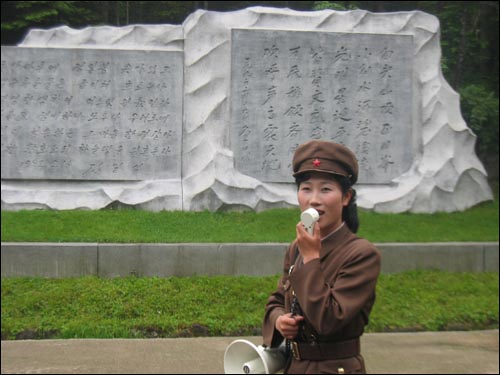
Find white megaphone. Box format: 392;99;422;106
224;339;287;374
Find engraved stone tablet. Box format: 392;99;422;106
1;47;182;180
230;29;413;184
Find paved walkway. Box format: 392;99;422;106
1;330;498;374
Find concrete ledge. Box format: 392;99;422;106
376;242;498;273
0;242;98;278
1;242;498;278
97;243;287;277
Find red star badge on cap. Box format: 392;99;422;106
313;158;321;167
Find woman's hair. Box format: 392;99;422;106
295;172;359;233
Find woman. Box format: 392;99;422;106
262;140;381;374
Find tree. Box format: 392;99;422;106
1;1;97;45
460;84;499;159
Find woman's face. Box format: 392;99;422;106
297;173;351;237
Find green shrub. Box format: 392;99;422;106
460;84;499;157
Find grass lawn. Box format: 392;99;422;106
1;271;498;340
1;181;498;243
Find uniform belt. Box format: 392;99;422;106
290;338;360;361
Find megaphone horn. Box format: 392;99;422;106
223;339;286;374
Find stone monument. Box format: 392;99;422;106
1;7;493;213
182;7;492;213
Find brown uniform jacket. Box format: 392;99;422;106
262;224;381;374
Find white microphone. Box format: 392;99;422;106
300;208;319;235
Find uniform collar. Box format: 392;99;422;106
320;223;352;259
321;221;345;242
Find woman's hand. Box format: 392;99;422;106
276;313;305;340
296;221;321;263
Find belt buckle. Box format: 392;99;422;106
291;341;301;360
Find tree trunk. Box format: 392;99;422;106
102;1;111;24
374;1;385;12
116;1;120;26
126;1;129;25
453;5;469;90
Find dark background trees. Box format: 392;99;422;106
2;1;498;176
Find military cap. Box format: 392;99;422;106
292;140;358;184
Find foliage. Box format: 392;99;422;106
1;271;498;339
312;1;357;11
459;84;499;157
431;1;499;92
1;1;97;44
